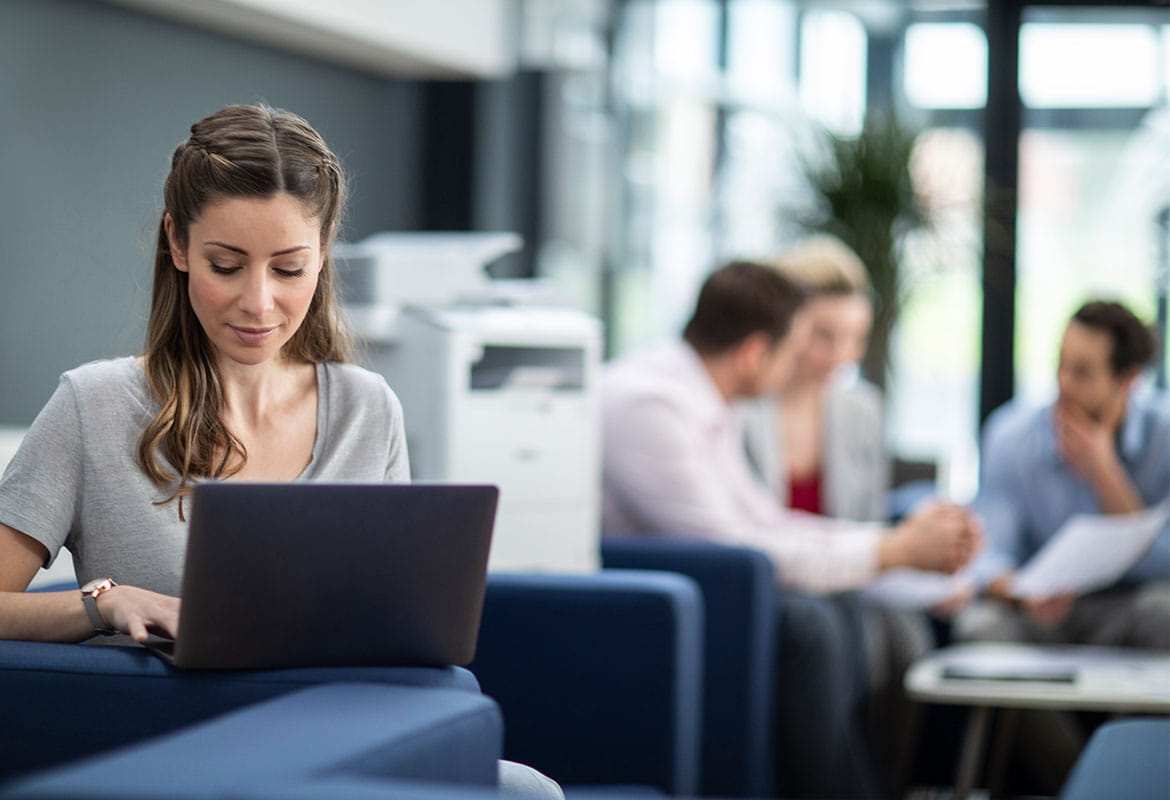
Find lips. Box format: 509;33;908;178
229;325;278;346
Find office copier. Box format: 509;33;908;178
334;232;601;572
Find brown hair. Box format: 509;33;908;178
138;104;353;515
683;261;807;356
1072;300;1156;377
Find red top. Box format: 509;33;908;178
787;471;823;515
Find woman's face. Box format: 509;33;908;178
795;293;873;387
168;193;323;368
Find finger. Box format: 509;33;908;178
156;611;180;640
128;617;150;643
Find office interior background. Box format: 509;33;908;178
2;0;1168;503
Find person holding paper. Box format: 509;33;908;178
603;261;982;799
957;300;1169;647
955;300;1169;793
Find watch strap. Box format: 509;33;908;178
81;581;118;636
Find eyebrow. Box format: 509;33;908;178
203;241;311;257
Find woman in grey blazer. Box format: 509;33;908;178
741;235;889;523
742;236;930;798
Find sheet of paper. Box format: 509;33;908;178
862;568;973;610
1011;500;1170;599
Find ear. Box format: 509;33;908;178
164;213;189;272
734;332;771;373
1116;367;1142;401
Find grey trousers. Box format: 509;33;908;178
773;592;933;800
954;582;1170;650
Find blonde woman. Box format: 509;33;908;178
742;236;929;797
741;234;889;521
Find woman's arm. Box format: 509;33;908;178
0;522;94;641
0;522;179;642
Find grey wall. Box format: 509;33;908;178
0;0;425;424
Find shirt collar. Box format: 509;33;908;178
667;339;735;431
1118;390;1151;461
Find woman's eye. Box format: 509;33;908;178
210;264;240;275
275;268;306;278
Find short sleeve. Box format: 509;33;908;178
384;387;411;482
0;376;85;566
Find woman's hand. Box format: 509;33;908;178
96;586;180;642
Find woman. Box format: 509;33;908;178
741;234;889;522
0;105;559;799
742;236;927;798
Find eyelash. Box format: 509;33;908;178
209;264;305;279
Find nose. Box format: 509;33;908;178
237;269;275;318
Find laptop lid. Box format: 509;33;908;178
170;482;497;670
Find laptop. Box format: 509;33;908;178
148;482;498;670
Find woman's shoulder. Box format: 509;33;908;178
60;357;149;403
828;372;882;416
322;361;393;393
321;361;402;414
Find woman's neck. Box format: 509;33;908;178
780;376;826;406
216;357;313;426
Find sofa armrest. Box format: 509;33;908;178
470;570;704;795
0;683;502;799
1059;718;1170;800
602;536;777;797
0;640;479;780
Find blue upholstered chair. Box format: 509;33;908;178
470;570;705;795
0;639;480;782
0;682;503;799
1059;717;1170;800
600;537;777;798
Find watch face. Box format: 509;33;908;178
81;578;115;595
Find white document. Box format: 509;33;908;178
862;568;973;610
1011;501;1170;599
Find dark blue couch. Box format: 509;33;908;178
0;681;502;799
0;639;479;782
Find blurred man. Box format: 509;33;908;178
957;300;1169;793
960;300;1169;646
602;260;981;799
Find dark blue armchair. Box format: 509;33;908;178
1059;717;1170;800
601;537;778;797
470;570;705;795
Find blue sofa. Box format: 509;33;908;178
470;570;704;795
600;538;777;797
10;570;707;797
0;639;479;782
0;681;502;799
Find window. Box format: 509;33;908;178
1015;11;1170;403
904;23;987;110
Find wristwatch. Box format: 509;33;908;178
80;578;119;636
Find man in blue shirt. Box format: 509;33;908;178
956;300;1169;793
960;300;1168;646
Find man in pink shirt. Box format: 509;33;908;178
603;261;980;798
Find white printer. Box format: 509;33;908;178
334;232;602;572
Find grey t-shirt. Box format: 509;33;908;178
0;357;409;596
